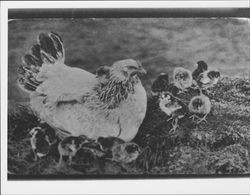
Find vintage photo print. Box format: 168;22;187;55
6;8;250;181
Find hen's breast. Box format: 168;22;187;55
117;82;147;141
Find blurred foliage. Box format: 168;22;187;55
8;18;250;104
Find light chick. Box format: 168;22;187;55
173;67;193;91
29;127;55;161
57;135;92;165
188;94;211;124
111;142;141;164
159;92;187;133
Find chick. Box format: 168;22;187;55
192;60;208;84
29;127;55;161
57;135;92;165
188;94;211;124
173;67;193;91
159;91;187;133
197;70;220;89
97;136;125;153
151;73;179;98
96;65;110;85
81;140;106;158
97;136;141;164
111;142;141;164
151;73;170;97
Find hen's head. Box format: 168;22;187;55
96;59;146;83
110;59;146;82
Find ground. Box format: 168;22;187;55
7;18;250;177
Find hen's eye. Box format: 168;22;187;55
128;66;137;70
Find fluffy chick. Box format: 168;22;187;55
173;67;193;91
29;127;55;161
159;92;187;133
111;142;141;164
58;135;92;165
188;94;211;124
97;136;141;163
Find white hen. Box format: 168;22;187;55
18;32;147;142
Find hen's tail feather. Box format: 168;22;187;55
17;32;65;93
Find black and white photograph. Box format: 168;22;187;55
7;9;250;178
2;1;250;194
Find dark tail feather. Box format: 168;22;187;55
17;32;65;93
38;32;64;63
31;44;43;64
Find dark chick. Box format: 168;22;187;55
57;135;92;165
188;94;211;124
151;73;169;97
151;73;179;98
81;140;106;158
159;92;187;133
97;136;125;153
192;60;208;83
29;127;55;161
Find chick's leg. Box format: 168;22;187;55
189;114;200;122
68;155;73;165
197;114;208;124
169;118;179;134
33;150;38;161
58;154;64;166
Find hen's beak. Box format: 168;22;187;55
132;66;147;76
138;66;147;75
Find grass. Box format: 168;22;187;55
7;18;250;177
8;78;250;176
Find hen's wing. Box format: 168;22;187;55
36;63;97;104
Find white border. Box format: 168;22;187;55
2;0;250;8
1;1;250;195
